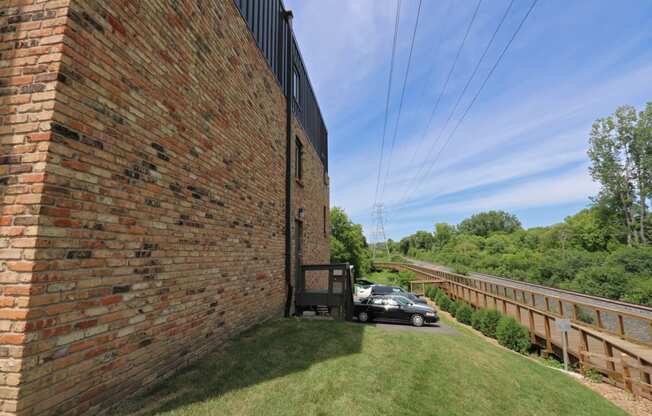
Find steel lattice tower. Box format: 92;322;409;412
371;203;390;259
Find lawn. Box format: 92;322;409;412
117;318;627;416
366;268;401;285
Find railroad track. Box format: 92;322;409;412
406;258;652;320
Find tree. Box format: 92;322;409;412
563;208;610;252
433;223;455;249
330;207;370;276
413;231;435;251
457;211;522;237
588;104;652;245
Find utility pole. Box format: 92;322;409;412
371;203;390;259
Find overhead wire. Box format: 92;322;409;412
396;0;516;207
372;0;402;206
398;0;540;208
388;0;483;208
378;0;424;203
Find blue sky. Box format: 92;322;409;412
284;0;652;240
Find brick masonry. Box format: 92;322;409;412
0;1;330;415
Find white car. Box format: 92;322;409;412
354;279;376;299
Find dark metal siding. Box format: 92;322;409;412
233;0;328;170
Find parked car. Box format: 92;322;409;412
370;285;427;304
355;282;375;298
355;279;376;286
354;295;438;327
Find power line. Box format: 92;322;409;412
399;0;540;208
391;0;483;207
400;0;454;180
378;0;423;202
396;0;516;206
373;0;402;206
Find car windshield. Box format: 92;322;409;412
393;297;411;306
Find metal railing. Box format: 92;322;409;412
233;0;328;170
295;263;354;321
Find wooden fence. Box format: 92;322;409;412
376;261;652;399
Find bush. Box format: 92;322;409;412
453;264;470;275
496;316;530;353
479;309;502;338
455;303;473;325
435;292;450;310
425;286;435;299
396;269;416;290
471;309;487;331
448;299;460;316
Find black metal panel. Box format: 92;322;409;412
233;0;328;171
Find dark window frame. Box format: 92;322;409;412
292;65;300;107
295;137;303;181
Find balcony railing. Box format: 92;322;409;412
233;0;328;171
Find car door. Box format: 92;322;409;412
383;298;404;321
368;297;386;319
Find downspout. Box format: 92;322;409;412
283;10;294;317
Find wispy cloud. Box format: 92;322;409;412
285;0;652;240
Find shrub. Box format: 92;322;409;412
435;292;449;308
471;309;487;331
479;309;502;338
433;287;443;300
496;316;530;353
453;264;470;275
425;286;435;299
447;299;459;316
455;304;473;325
581;367;604;383
396;270;416;290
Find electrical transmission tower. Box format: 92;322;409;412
371;203;390;259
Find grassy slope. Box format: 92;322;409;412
366;269;398;285
118;318;627;416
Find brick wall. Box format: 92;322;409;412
0;1;330;415
1;1;69;415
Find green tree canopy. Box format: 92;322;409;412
458;211;522;237
330;207;370;276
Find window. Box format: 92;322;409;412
323;206;327;236
292;66;300;105
295;137;303;180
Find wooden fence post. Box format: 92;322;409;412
621;354;633;394
617;314;625;337
543;316;553;355
578;345;588;373
603;341;616;373
528;310;536;343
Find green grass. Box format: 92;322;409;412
117;318;627;416
366;268;399;285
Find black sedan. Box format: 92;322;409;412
370;285;428;305
354;295;438;327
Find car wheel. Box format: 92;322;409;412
358;311;370;323
411;314;424;327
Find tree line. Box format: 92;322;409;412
390;102;652;306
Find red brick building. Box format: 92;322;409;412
0;0;330;414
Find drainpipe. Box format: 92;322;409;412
283;10;294;318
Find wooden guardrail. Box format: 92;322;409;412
376;261;652;399
377;262;652;347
